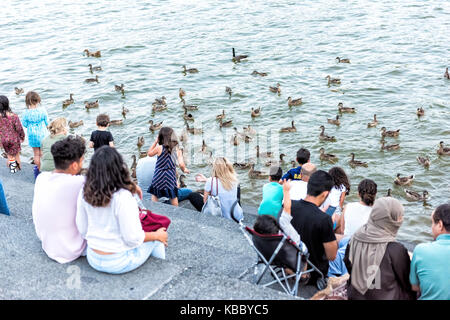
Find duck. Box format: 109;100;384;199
186;122;202;134
225;86;232;97
62;94;74;108
243;125;256;136
290;160;297;168
14;87;24;95
251;70;268;77
404;189;429;201
149;120;163;131
380;140;400;151
122;106;129;118
251;107;261;118
183;109;194;121
232;48;248;63
216;109;225;120
327;115;340;126
152;104;167;112
248;164;268;179
233;162;252;170
153;96;167;106
88;64;102;73
219;118;233;128
437;141;450;155
338;102;355;113
287;96;302;107
319;125;336;142
367;114;378;128
200;140;208;153
326;75;341;85
130;155;137;179
380;127;400;138
137;136;145;149
84;100;99;109
115;84;125;94
255;145;273;158
417;156;430;168
182;101;198;111
234;127;252;143
348;153;368;167
265;154;286;167
85;75;99;83
139;151;148;159
395;174;414;186
68;120;84;128
83;49;101;57
110;119;123;126
178;174;187;188
269;83;281;94
387;189;392;197
445;67;449;79
183;65;199;73
319;147;338;163
280;120;296;132
231;134;240;146
416;107;425;117
179;88;186;101
336;57;350;63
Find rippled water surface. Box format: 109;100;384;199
1;0;449;244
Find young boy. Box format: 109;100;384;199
258;166;283;218
89;114;114;151
281;147;310;181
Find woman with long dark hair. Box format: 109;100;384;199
76;146;168;274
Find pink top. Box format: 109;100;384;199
32;172;87;263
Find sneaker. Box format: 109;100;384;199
33;165;40;179
9;161;18;173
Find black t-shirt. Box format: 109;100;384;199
290;199;336;280
90;130;113;151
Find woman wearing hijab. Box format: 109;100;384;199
343;197;416;300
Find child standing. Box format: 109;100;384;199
147;127;189;207
89;114;114;151
281;148;310;181
0;95;25;173
258;166;283;218
321;166;350;230
21;91;49;173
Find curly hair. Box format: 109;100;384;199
358;179;377;206
328;166;350;195
83;146;137;207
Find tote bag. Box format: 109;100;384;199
201;177;222;217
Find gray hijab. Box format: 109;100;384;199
348;197;404;295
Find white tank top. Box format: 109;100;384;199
343;202;372;237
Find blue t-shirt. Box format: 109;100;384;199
282;166;302;181
258;182;283;218
409;234;450;300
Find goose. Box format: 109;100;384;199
231;134;240;146
326;75;341;85
445;67;449;79
85;75;99;83
68;120;83;128
153;96;167;106
186;122;202;134
200;140;208;153
88;64;102;73
380;140;400;151
404;189;429;201
225;86;232;97
179;129;188;144
183;65;199;73
121;106;129;118
395;174;414;186
115;84;125;94
110;119;123;126
62;94;74;108
336;57;350;63
243;125;256;136
287;96;303;107
380;127;400;138
232;48;248;63
149;120;163;131
182;101;198;111
216;110;225;120
291;161;297;168
417;156;430;168
327;115;340;126
319;147;338;163
280;120;296;132
183;109;194;121
255;145;273;158
219;118;233;128
84;100;99;109
338;102;355;113
348;153;368;167
14;87;24;95
387;189;392;197
269;83;281;94
251;107;261;118
251;70;268;77
437;141;450;155
178;174;187;188
416;107;425;117
367;114;378;127
137;136;145;149
233;162;252;169
130;155;137;179
265;154;286;167
248;164;268;179
179;88;186;100
319;125;336;142
83;49;101;57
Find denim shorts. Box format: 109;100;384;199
86;241;165;274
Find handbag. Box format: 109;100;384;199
201;177;223;217
135;195;171;232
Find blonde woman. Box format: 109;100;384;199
40;117;68;172
196;157;243;221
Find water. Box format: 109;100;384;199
1;0;449;245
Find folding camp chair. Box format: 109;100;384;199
230;202;327;297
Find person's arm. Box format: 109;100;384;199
177;147;189;173
75;190;88;238
324;240;338;261
335;205;346;235
14;114;26;142
343;242;352;275
109;141;115;147
116;191;146;247
322;215;338;261
108;132;114;148
144;228;168;246
339;192;346;210
147;138;161;157
43;108;49;127
203;177;211;203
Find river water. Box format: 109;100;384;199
1;0;449;244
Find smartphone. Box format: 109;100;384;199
325;206;337;217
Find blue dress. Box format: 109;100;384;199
148;146;178;199
21;107;49;148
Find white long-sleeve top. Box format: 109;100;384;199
76;188;145;253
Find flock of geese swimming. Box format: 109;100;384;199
11;49;450;203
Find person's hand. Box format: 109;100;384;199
183;168;190;174
155;227;168;247
135;185;143;200
195;173;207;182
282;179;291;192
321;204;330;213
